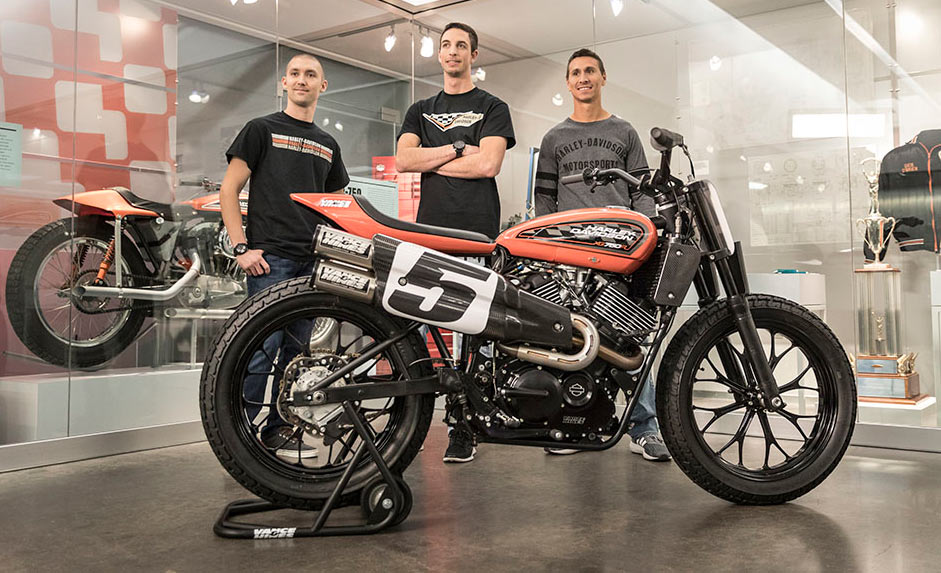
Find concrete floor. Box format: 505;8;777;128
1;423;939;572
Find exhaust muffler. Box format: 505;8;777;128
312;259;376;304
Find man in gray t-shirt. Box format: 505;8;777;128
535;48;670;462
535;115;653;216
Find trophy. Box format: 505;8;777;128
854;159;921;402
856;157;896;267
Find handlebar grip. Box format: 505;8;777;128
650;127;684;151
560;173;586;185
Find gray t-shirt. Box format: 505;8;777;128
534;116;654;217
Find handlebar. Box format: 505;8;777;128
650;127;684;152
560;167;645;189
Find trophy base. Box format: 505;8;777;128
857;371;920;400
855;264;899;273
858;393;931;406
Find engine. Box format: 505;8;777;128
474;259;659;443
179;221;246;308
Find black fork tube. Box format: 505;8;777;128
714;258;783;409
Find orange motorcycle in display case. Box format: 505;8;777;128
5;180;247;368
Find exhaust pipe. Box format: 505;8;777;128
73;249;202;302
164;308;233;320
313;227;374;269
497;314;599;372
312;259;376;304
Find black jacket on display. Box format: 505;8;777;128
878;129;941;253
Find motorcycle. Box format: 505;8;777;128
5;179;248;368
200;128;856;534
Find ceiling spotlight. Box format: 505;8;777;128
243;0;258;4
384;26;397;52
334;122;344;131
610;0;624;17
474;67;486;81
230;0;237;5
551;93;564;106
322;117;330;126
420;30;434;58
188;88;209;103
709;55;722;71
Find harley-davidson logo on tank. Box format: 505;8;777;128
519;221;645;252
497;208;658;274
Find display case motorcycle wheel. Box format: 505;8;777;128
657;294;857;505
199;278;434;510
5;217;149;369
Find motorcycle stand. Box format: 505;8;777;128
213;402;412;539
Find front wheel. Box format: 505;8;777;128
658;294;856;505
200;278;435;510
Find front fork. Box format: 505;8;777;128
697;252;784;410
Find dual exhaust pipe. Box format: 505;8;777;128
312;227;642;372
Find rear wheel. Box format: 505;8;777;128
200;278;435;510
5;217;148;368
658;294;856;504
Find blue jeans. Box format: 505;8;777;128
244;254;314;438
628;371;659;440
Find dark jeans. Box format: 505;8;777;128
244;254;314;438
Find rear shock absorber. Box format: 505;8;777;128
94;239;117;285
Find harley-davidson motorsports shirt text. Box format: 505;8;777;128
227;111;349;261
399;87;516;238
535;116;653;217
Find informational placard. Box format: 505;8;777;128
0;122;22;188
345;175;398;218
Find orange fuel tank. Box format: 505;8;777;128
496;208;658;274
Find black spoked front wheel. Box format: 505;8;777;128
658;294;856;504
200;277;434;510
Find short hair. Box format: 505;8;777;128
566;48;605;78
442;22;478;53
286;52;322;74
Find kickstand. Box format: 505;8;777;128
213;402;412;539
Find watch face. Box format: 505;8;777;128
454;140;465;151
234;243;248;255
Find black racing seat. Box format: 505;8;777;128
354;196;494;243
113;187;192;220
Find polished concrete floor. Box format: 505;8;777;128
1;423;940;572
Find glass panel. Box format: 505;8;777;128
845;0;941;427
54;0;275;437
299;6;419;220
421;0;595;226
0;0;77;444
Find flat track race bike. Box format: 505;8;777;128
6;179;247;368
200;128;856;537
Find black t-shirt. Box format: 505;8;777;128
227;111;349;261
399;87;515;238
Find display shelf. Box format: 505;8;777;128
0;365;201;445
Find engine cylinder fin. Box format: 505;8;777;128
590;282;657;337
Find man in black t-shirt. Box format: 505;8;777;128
219;53;349;460
396;22;515;463
396;22;515;239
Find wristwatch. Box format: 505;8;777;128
233;242;249;256
453;140;466;157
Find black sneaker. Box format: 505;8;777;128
262;426;318;459
443;428;476;463
629;433;671;462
